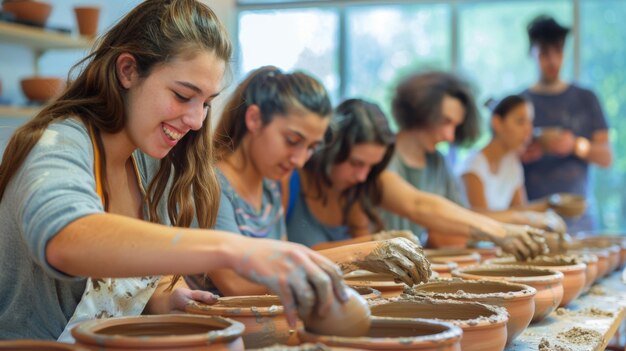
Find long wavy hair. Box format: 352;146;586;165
304;99;395;231
0;0;231;230
213;66;332;161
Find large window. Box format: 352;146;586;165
238;8;339;100
237;0;626;231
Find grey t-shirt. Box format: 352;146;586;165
286;172;350;247
522;84;608;232
381;151;467;244
0;119;167;340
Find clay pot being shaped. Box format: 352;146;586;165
344;272;405;298
430;261;458;278
298;317;462;350
452;265;563;322
74;6;100;38
408;278;536;345
186;295;298;347
302;287;371;337
3;1;52;26
20;76;65;102
352;286;382;301
425;249;481;267
484;255;586;307
548;193;587;218
0;340;88;350
369;297;509;351
72;314;244;351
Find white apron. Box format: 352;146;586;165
58;126;161;343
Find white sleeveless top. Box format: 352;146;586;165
457;151;523;211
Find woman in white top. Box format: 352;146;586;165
459;95;537;210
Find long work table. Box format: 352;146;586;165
506;269;626;351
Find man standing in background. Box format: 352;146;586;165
521;15;612;233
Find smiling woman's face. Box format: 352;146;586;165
122;50;225;159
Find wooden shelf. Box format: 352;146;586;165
0;21;93;51
0;105;40;119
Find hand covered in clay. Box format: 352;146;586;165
475;224;548;261
524;210;567;234
372;229;419;244
232;238;348;327
337;237;431;286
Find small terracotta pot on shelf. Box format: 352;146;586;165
0;339;87;350
74;6;100;38
3;1;52;26
344;271;405;298
408;278;536;345
186;295;298;347
298;317;462;350
72;314;244;351
20;76;65;102
452;265;563;322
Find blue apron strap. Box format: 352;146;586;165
287;171;300;221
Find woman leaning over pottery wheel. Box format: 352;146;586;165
0;0;348;342
285;98;547;261
185;66;430;297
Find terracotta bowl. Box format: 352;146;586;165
298;317;462;350
369;297;509;351
408;278;536;345
344;272;405;298
72;314;244;350
352;286;383;301
20;76;65;102
430;261;458;278
569;238;622;273
548;193;587;218
2;1;52;26
425;249;481;267
567;243;617;278
574;233;626;268
484;255;586;307
426;230;467;249
0;340;87;350
452;265;563;322
186;295;298;347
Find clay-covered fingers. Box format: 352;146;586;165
386;238;430;285
277;281;298;328
299;254;336;318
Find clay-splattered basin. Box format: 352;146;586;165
352;286;383;300
430;262;458;278
344;272;405;298
186;295;297;348
484;256;586;307
298;317;462;350
72;314;244;350
0;340;88;350
425;249;481;267
369;297;508;351
409;278;535;344
452;265;563;322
